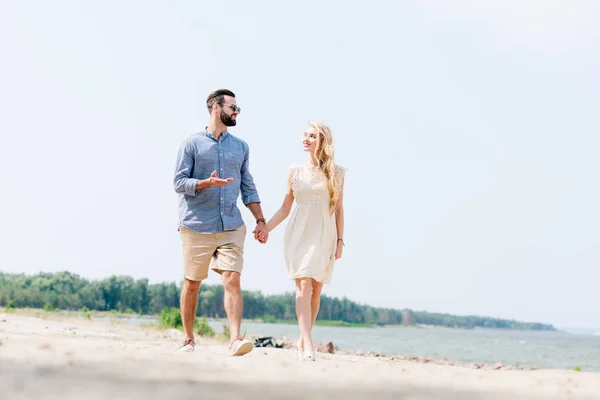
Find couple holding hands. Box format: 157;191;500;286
174;89;346;361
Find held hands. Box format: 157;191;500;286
253;221;268;244
207;170;233;187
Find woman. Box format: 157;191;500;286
261;121;346;361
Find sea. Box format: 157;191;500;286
93;316;600;372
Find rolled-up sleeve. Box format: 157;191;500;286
240;147;260;204
173;140;199;196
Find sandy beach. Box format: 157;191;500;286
1;312;599;400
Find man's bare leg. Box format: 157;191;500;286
181;277;201;342
222;271;253;355
222;271;242;339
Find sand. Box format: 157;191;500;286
1;312;599;400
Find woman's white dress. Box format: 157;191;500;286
283;163;346;284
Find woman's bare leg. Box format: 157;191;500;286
296;278;324;350
310;279;324;328
295;278;314;354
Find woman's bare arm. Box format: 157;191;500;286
266;169;295;233
335;175;345;259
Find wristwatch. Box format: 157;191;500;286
256;218;266;225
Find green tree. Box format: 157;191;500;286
0;271;557;331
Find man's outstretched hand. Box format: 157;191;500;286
207;170;233;187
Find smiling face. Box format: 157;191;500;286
217;95;240;127
302;125;319;153
206;89;240;127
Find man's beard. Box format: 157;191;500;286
220;110;236;127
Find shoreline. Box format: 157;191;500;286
2;311;600;399
0;308;589;373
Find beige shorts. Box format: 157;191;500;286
179;225;246;281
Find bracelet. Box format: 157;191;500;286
337;238;345;246
256;218;266;225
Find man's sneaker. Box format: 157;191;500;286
178;338;195;352
229;334;253;356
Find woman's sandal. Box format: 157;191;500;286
302;349;316;362
296;339;303;360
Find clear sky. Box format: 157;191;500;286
1;0;598;330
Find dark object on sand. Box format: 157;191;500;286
254;336;283;348
317;341;335;354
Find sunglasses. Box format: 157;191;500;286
220;103;241;113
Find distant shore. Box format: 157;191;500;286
0;271;558;332
0;307;558;330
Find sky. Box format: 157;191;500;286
1;0;598;330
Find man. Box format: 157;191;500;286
173;89;268;356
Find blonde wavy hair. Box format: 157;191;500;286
310;121;341;215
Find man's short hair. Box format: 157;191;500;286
206;89;235;113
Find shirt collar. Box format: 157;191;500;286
202;128;229;141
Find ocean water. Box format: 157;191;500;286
95;316;600;371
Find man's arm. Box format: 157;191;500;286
173;140;199;196
239;147;260;205
246;202;265;222
239;147;268;243
174;140;233;195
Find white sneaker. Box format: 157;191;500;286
178;339;195;352
229;336;253;356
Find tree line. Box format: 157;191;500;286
0;271;555;330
